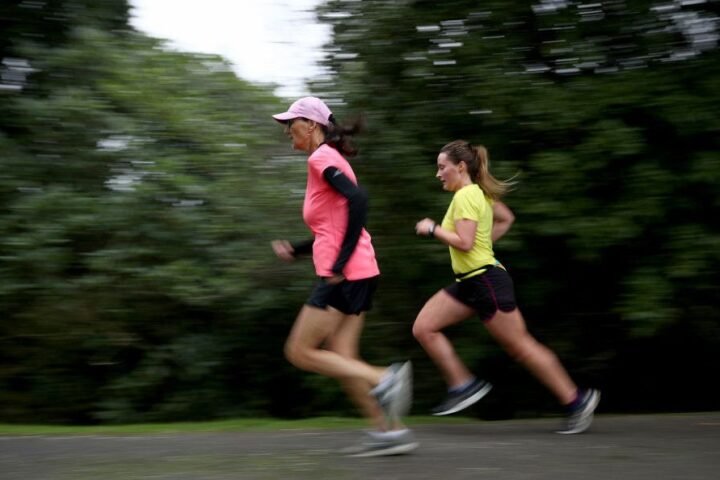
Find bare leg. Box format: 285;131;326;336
485;308;577;405
326;313;396;432
284;305;387;386
412;290;476;388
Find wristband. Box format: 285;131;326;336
429;223;436;236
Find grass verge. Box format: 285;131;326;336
0;415;474;436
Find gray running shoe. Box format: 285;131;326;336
557;388;601;434
342;430;419;458
370;361;413;419
389;361;412;419
431;379;492;416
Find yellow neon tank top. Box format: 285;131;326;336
440;184;497;279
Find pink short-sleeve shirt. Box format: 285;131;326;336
303;144;380;280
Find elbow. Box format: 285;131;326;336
347;191;369;221
349;188;368;207
496;216;514;233
499;209;515;229
505;207;516;226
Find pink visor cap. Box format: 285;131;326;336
272;96;333;126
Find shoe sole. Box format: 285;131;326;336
349;441;419;457
432;382;493;416
556;390;601;434
556;413;594;435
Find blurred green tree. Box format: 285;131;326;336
1;0;322;423
1;0;718;423
312;0;720;415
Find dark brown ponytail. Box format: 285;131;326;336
322;114;365;157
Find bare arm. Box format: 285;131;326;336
415;217;477;252
491;201;515;242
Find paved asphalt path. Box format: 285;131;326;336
1;413;718;480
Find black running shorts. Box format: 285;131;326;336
444;266;517;321
306;276;379;315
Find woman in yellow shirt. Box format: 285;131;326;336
413;140;599;434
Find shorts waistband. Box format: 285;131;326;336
454;263;497;281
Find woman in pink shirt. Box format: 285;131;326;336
271;97;416;457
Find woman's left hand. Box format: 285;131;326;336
325;274;346;285
415;218;436;236
271;239;295;261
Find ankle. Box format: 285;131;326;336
449;377;477;393
565;389;585;411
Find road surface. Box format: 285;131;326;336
1;413;718;479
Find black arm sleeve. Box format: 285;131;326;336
322;166;368;275
290;238;313;256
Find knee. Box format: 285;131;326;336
284;340;308;370
412;319;435;344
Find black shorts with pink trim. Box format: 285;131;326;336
306;275;379;315
444;266;517;321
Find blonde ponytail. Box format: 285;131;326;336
471;144;515;200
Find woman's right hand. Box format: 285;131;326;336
415;218;436;237
271;240;295;262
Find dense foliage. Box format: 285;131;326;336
1;0;718;423
313;0;720;415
